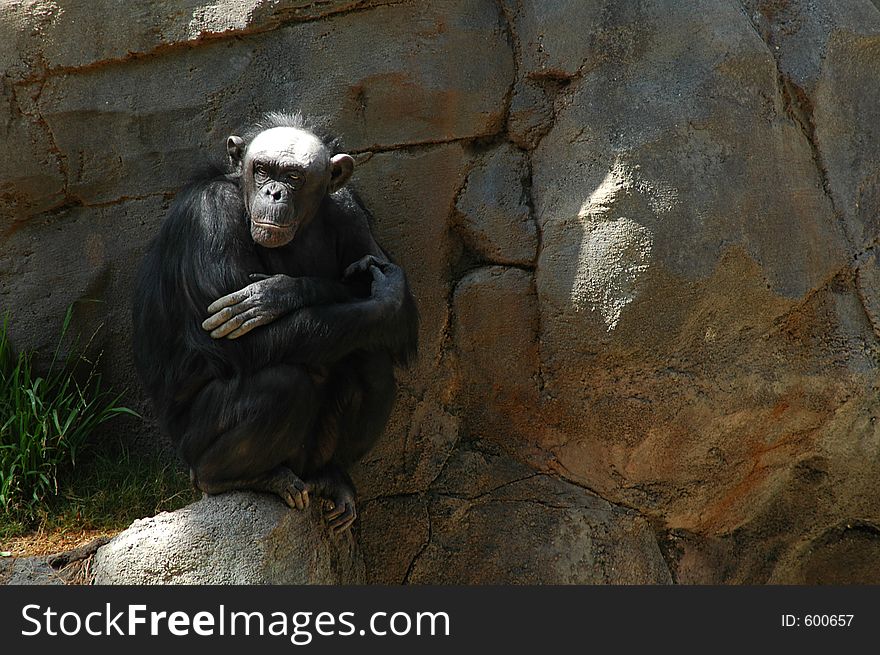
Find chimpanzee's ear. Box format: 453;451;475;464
328;154;355;193
226;135;246;175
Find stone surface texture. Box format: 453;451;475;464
0;557;64;585
91;492;365;584
2;0;879;584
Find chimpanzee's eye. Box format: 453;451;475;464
288;172;301;182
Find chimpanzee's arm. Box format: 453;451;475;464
202;274;354;339
201;191;377;339
253;256;417;366
204;192;419;367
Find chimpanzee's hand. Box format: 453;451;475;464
344;255;406;312
202;274;297;339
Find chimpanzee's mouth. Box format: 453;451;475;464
252;219;293;230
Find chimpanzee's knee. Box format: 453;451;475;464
181;364;319;485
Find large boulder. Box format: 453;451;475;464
92;492;364;585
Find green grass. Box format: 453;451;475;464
0;307;197;539
0;442;200;539
1;442;200;538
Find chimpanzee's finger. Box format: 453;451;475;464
343;259;367;279
226;314;269;339
280;490;297;509
329;505;356;533
207;289;251;314
202;303;248;331
210;308;260;339
344;254;383;279
325;501;346;520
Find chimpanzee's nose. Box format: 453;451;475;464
264;184;283;202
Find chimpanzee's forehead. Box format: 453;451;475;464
247;127;328;167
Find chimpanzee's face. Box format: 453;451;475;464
226;127;354;248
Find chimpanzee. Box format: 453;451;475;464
132;112;418;533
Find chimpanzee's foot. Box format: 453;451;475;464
308;471;357;534
324;482;357;534
264;467;310;510
193;465;310;511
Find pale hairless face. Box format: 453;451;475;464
227;127;354;248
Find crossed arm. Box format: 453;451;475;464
201;255;413;366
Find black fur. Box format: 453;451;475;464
132;118;417;526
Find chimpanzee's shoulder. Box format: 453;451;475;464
155;171;246;251
324;187;373;228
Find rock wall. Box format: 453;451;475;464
1;0;879;584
